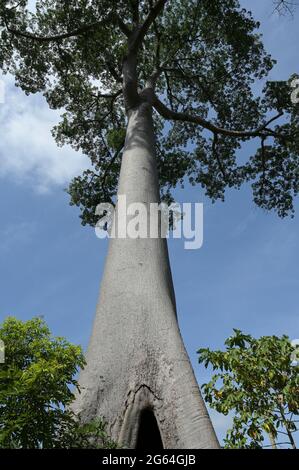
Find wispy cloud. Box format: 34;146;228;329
231;210;258;239
0;220;37;254
0;75;89;192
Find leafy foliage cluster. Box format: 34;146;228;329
0;316;116;448
198;330;299;448
0;1;298;226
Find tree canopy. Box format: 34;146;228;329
0;1;298;225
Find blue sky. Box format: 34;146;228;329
0;1;298;445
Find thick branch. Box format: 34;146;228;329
145;67;163;89
122;53;140;111
5;13;130;42
117;18;131;37
129;0;167;53
106;61;122;84
97;90;122;99
144;44;187;92
144;51;180;90
5;21;101;42
151;93;284;140
129;0;140;25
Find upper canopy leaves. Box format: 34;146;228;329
0;0;298;225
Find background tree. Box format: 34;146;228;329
198;330;299;449
0;316;116;448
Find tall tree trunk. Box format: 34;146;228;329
73;100;219;449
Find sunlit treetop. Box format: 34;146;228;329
0;0;298;225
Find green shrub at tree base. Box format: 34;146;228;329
0;316;117;448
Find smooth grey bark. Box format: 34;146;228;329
73;100;219;449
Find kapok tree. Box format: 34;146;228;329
0;0;298;448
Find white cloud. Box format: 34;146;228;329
0;75;90;192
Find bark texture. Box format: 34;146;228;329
73;101;219;449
